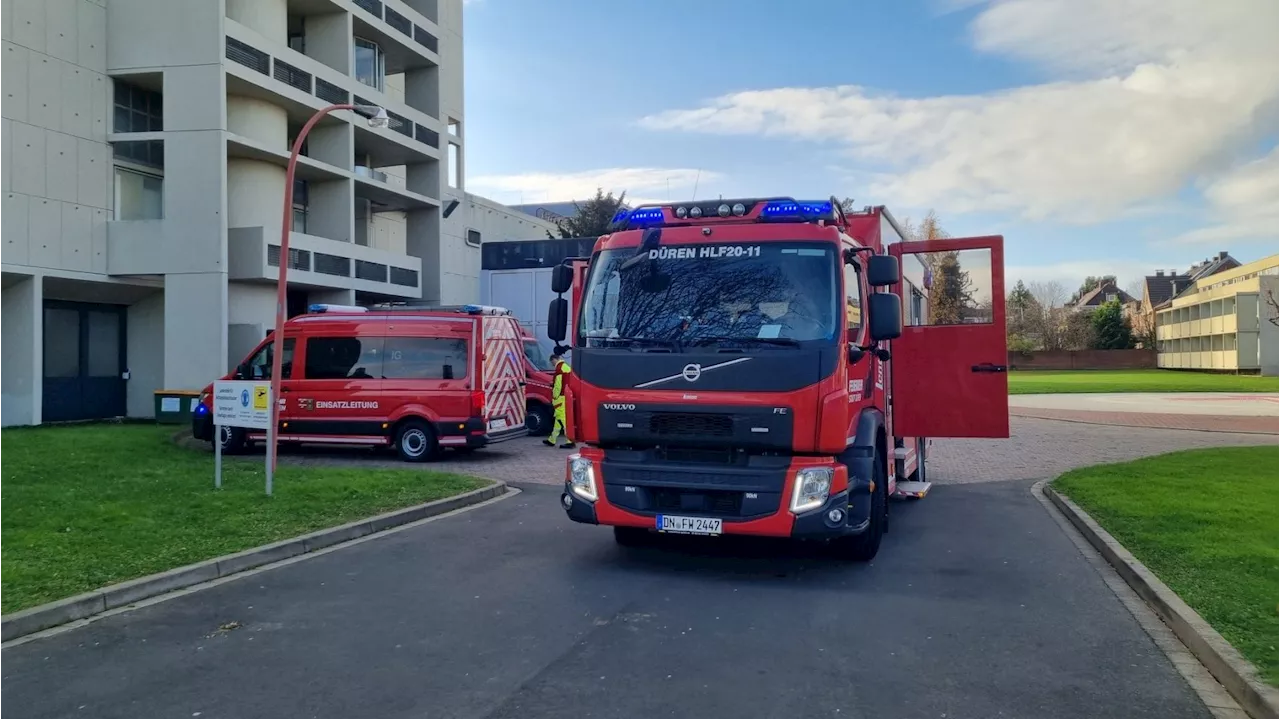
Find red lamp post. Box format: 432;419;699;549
264;102;388;485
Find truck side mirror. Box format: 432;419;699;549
234;362;250;379
866;255;900;287
868;293;902;342
550;264;574;294
547;297;569;343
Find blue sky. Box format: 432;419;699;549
462;0;1278;295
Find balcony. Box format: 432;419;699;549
345;0;441;70
223;21;442;162
228;225;421;298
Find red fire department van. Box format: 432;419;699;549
547;197;1008;560
519;328;557;434
192;304;528;461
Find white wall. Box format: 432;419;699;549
1260;276;1278;377
126;292;165;417
1;275;43;426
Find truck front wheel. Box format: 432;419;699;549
526;403;552;434
835;450;887;562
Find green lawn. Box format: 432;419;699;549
1054;447;1279;685
1009;369;1279;395
1;423;487;614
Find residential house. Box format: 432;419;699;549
1072;279;1136;311
1155;254;1279;375
1128;251;1242;345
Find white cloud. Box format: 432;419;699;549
1169;148;1279;245
638;0;1278;229
467;167;721;208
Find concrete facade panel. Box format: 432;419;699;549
60;64;94;138
2;43;30;124
76;0;107;72
10;122;45;196
59;202;93;271
3;192;32;265
45;129;79;204
77;137;110;209
28;56;64;134
44;0;78;63
1;119;11;192
28;197;63;269
12;0;46;54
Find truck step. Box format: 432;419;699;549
893;481;931;500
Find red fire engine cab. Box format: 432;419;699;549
546;197;1008;560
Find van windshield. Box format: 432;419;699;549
523;340;552;371
578;241;840;347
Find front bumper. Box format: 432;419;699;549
435;417;528;448
561;455;868;539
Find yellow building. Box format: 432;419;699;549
1155;254;1279;375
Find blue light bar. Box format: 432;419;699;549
626;207;665;226
308;303;368;313
759;200;834;220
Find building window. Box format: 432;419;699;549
114;167;163;220
1105;293;1117;302
447;119;459;137
353;38;385;91
292;179;308;233
288;16;305;53
447;143;460;188
113;80;163;132
466;229;481;247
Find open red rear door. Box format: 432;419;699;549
890;236;1009;438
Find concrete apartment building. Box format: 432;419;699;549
1155;254;1279;376
2;0;554;426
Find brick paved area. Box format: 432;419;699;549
238;416;1276;487
1009;407;1277;434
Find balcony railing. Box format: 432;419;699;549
384;7;413;36
389;266;419;287
224;35;439;155
353;0;383;16
355;165;390;182
226;37;269;75
413;24;438;53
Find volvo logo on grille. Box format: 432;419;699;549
681;364;702;382
603;403;636;411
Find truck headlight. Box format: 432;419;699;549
568;454;598;502
790;467;833;513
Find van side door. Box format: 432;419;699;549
293;327;386;443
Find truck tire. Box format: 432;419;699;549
526;403;552;434
394;419;439;463
614;527;651;548
218;426;247;455
836;448;887;562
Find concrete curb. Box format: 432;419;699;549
1044;484;1279;719
1;481;508;642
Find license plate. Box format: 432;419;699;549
487;418;508;431
656;515;722;535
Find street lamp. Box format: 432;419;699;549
264;103;387;486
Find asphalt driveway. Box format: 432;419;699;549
10;417;1275;718
3;479;1213;719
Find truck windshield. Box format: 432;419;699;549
579;241;839;347
523;340;553;371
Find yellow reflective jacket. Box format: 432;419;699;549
551;360;571;405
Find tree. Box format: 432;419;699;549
1023;280;1070;350
547;188;628;239
1090;299;1136;350
1007;280;1040;346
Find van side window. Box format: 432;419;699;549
305;337;383;379
247;338;294;379
384;337;468;380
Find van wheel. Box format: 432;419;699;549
525;404;552;434
219;426;247;455
835;448;887;562
394;420;438;462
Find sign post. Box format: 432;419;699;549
212;380;274;495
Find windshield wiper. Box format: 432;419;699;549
689;336;801;348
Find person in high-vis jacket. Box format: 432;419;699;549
544;353;575;448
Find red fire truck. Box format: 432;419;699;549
547;198;1008;560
